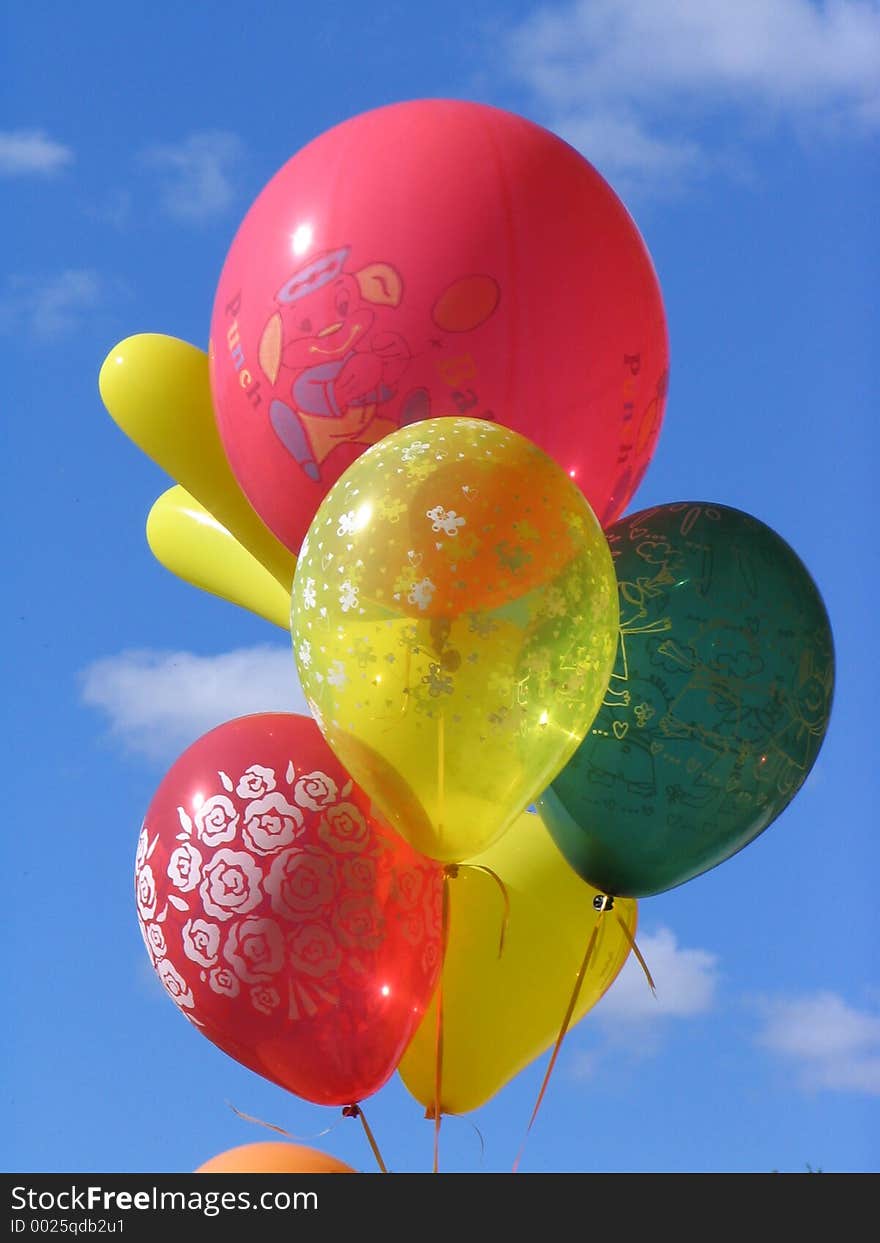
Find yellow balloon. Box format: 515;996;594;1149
399;810;637;1115
99;333;297;590
147;486;292;630
291;417;619;863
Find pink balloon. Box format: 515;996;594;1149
209;100;668;555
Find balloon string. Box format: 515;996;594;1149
512;906;606;1173
342;1104;388;1173
431;866;455;1173
422;1108;486;1167
225;1102;337;1141
459;863;510;957
437;713;446;846
470;1119;486;1167
615;913;656;995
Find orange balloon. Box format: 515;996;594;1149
196;1141;356;1174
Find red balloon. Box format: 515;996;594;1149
135;713;442;1106
209;99;668;556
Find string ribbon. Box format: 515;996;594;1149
430;866;455;1172
616;913;656;994
342;1104;388;1173
226;1100;388;1173
512;894;613;1173
429;860;510;1172
225;1102;335;1141
462;863;510;956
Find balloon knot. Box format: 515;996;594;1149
444;864;460;880
593;893;614;912
342;1104;361;1119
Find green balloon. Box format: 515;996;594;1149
539;503;834;897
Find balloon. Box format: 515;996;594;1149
209;99;668;557
539;503;835;897
99;333;297;590
291;418;619;863
399;810;636;1115
196;1141;355;1173
135;713;442;1106
147;485;292;629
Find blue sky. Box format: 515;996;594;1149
3;0;878;1174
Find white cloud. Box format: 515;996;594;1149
0;269;103;340
139;131;244;221
504;0;880;191
80;646;309;762
549;111;705;198
754;991;880;1095
0;129;73;176
597;925;720;1021
571;926;719;1075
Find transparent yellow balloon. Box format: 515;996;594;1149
291;417;619;863
99;333;297;591
147;486;293;630
398;809;637;1116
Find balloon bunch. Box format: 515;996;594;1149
101;100;833;1172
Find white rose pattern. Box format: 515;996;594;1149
302;578;317;609
167;842;203;892
298;639;312;669
194;794;239;847
136;865;157;921
135;754;439;1026
147;924;167;960
242;792;304;855
235;764;276;800
224;917;285;983
199;850;263;921
250;985;281;1015
157;959;194;1010
293;771;338;811
135;825;149;871
137;916;150;955
208;966;240;998
182;917;221;967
